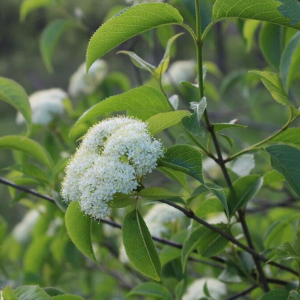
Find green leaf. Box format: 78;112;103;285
70;86;171;138
259;23;281;70
260;290;289;300
250;71;291;106
109;193;136;208
160;231;186;266
158;166;190;192
182;112;206;138
139;187;179;201
53;295;85;300
181;226;228;271
147;110;191;135
127;283;173;300
266;145;300;197
20;0;53;21
190;97;207;122
0;136;53;169
289;291;300;300
212;0;300;31
193;183;229;217
213;120;247;133
40;20;78;73
122;209;161;281
280;32;300;91
265;214;300;248
86;3;184;70
24;236;51;273
9;164;48;183
65;202;97;262
227;175;263;217
155;33;184;78
159;144;204;183
118;50;156;74
272;128;300;146
0;77;31;130
14;286;52;300
3;286;18;300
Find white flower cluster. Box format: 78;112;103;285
183;278;227;300
163;60;197;86
16;88;67;125
61;116;163;219
144;203;184;237
125;0;164;5
68;60;108;98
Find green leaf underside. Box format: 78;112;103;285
0;135;52;169
65;202;97;262
40;20;78;73
159;145;204;183
127;283;173;300
14;286;52;300
227;175;263;217
212;0;300;31
122;210;161;281
70;86;171;138
271;128;300;146
266;145;300;197
181;226;228;271
250;71;291;106
268;241;300;263
147;110;191;135
20;0;53;21
0;77;31;130
280;32;300;90
260;289;289;300
86;3;183;70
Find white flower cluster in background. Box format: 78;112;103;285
119;203;184;263
125;0;164;5
144;203;184;237
16;88;67;125
61;116;163;219
183;278;227;300
68;60;108;98
163;60;197;86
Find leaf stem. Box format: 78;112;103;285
194;0;269;292
225;107;298;162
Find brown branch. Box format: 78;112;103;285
0;176;297;277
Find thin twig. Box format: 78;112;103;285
0;176;297;277
225;285;257;300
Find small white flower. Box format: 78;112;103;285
61;116;163;219
79;156;138;219
16;88;67;125
103;122;163;176
163;60;197;86
144;203;184;237
68;60;108;98
183;278;227;300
